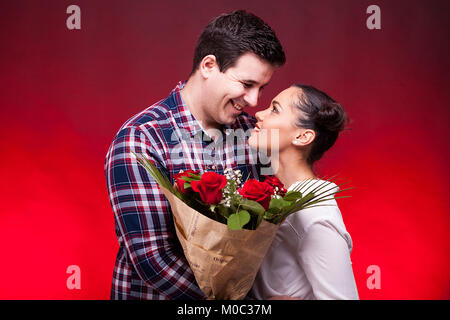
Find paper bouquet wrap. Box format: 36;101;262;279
133;152;350;300
160;186;279;300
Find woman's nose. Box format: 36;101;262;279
255;110;264;121
256;107;270;121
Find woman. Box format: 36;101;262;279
248;84;359;300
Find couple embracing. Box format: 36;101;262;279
105;10;358;300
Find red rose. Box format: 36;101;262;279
191;172;227;205
238;179;274;210
174;170;200;194
264;176;287;196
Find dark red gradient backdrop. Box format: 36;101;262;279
0;0;448;299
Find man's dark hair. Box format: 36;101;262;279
191;10;286;75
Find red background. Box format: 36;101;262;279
0;0;448;299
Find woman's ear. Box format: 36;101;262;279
199;55;218;79
292;129;315;147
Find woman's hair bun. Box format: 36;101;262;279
314;101;348;132
291;84;349;166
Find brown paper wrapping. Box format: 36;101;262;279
160;186;279;300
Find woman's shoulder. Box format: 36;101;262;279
286;179;340;219
283;179;352;248
287;179;339;195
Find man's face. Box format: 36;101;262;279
202;52;275;129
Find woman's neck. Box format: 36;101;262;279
271;149;316;190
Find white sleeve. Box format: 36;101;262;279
298;221;359;300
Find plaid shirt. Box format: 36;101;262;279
105;81;266;300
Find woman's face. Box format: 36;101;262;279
248;86;302;154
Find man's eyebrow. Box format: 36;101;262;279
242;79;269;88
242;79;259;84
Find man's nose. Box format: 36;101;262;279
244;88;259;107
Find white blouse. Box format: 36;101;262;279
250;180;359;300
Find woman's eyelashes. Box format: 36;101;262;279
271;104;279;113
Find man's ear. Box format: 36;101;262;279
199;55;218;79
292;129;315;147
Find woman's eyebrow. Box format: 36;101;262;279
272;100;283;110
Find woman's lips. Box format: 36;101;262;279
254;122;262;131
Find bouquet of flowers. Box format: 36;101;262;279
133;152;350;299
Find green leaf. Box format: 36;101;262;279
239;199;265;216
268;198;292;212
132;152;177;194
183;182;191;189
218;205;231;219
283;191;302;202
266;176;353;224
263;207;277;220
187;172;201;179
282;192;316;214
181;176;197;182
302;192;315;202
227;210;251;230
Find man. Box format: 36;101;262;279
105;10;285;300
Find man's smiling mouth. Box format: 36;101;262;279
230;99;244;111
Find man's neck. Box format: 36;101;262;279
180;77;222;137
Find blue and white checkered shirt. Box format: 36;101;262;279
105;81;266;299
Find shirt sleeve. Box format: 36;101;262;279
298;221;359;300
105;125;205;299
